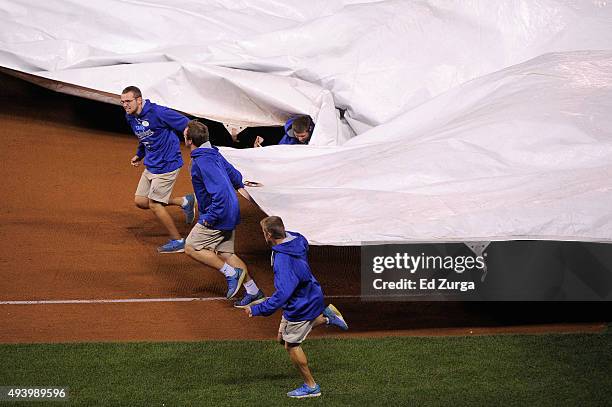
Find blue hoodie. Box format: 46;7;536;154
125;100;189;174
190;144;244;231
278;131;307;145
278;116;313;145
251;232;325;322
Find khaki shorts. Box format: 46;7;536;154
135;168;180;204
279;315;316;344
186;223;235;254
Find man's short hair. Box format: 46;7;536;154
260;216;286;239
121;86;142;99
186;120;209;146
292;116;312;133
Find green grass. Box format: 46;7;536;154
1;334;611;406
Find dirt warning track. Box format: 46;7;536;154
0;73;607;344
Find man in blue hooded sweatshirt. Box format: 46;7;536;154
122;86;196;254
245;216;348;399
183;120;265;304
253;115;313;147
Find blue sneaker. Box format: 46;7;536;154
182;194;196;225
287;383;321;398
157;239;185;253
234;290;266;308
225;268;246;299
323;304;348;331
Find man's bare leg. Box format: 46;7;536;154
312;315;327;328
134;195;185;209
219;252;254;283
168;196;187;207
148;199;182;240
286;344;316;388
134;195;150;210
185;245;225;269
185;246;246;298
134;196;186;241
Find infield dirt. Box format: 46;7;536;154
0;72;607;344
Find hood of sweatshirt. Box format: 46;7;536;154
190;144;218;159
272;232;308;257
139;99;154;117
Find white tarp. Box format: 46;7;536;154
1;1;611;244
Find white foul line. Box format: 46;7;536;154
0;295;364;306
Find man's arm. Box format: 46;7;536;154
131;143;145;166
250;261;299;317
219;155;245;190
130;155;142;167
158;107;189;134
278;134;296;145
198;162;228;227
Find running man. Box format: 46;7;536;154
244;216;348;398
183;120;264;305
121;86;196;253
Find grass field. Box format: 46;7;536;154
1;331;611;406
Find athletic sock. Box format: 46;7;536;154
325;317;330;325
243;279;259;295
181;196;188;207
219;263;237;278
